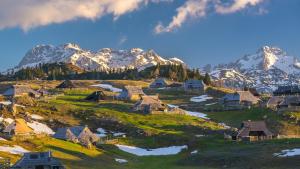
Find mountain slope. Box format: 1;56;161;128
211;46;300;92
17;43;184;71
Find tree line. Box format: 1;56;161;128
0;62;212;85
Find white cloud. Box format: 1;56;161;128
0;0;166;31
155;0;266;34
215;0;265;14
155;0;209;34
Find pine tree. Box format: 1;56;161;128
203;73;211;85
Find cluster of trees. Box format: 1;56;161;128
1;62;212;85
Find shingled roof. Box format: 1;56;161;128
267;96;285;108
237;121;273;138
3;118;34;135
56;80;76;89
222;91;260;104
85;91;107;101
279;96;300;107
149;78;169;88
12;151;64;169
3;85;40;97
53;126;99;147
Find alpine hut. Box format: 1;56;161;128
56;80;76;89
235;121;274;141
3;118;34;136
53;126;99;148
221;91;260;107
133;95;167;113
278;95;300;111
2;85;40;98
149;78;168;88
266;96;285;110
117;86;145;101
183;80;207;92
85;91;107;102
11;151;65;169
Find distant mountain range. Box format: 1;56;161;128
15;43;184;72
208;46;300;92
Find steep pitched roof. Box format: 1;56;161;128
279;96;300;107
3;85;39;97
56;80;76;89
12;151;64;168
267;96;285;107
85;91;106;101
149;78;168;87
223;91;260;104
237;121;273;137
53;126;99;145
4;118;34;135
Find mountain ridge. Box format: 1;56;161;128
16;43;185;72
210;46;300;92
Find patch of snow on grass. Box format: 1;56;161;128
27;121;54;135
274;148;300;157
0;101;12;105
30;114;44;120
205;102;217;106
91;84;122;92
115;158;128;163
116;145;188;156
218;123;231;129
0;145;29;155
185;111;209;120
190;95;213;103
113;132;126;137
191;150;198;154
96;128;107;137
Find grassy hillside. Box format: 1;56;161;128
1;80;300;168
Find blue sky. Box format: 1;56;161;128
0;0;299;71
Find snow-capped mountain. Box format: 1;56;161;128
16;43;185;71
211;46;300;92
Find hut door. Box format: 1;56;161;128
35;165;44;169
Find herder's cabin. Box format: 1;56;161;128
56;80;76;89
278;96;300;111
235;121;274;141
273;85;300;96
85;91;108;102
183;80;207;92
3;118;34;137
149;78;168;88
266;96;285;110
117;86;145;101
11;151;65;169
133;95;167;114
221;91;260;107
53;126;99;148
2;85;40;98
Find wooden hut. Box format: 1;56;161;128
133;95;167;113
221;91;260;107
235;121;274;141
56;80;76;89
53;126;99;148
2;85;40;98
183;80;207;92
11;151;65;169
3;119;34;136
117;86;145;101
278;96;300;111
149;78;168;88
85;91;107;102
266;96;285;110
